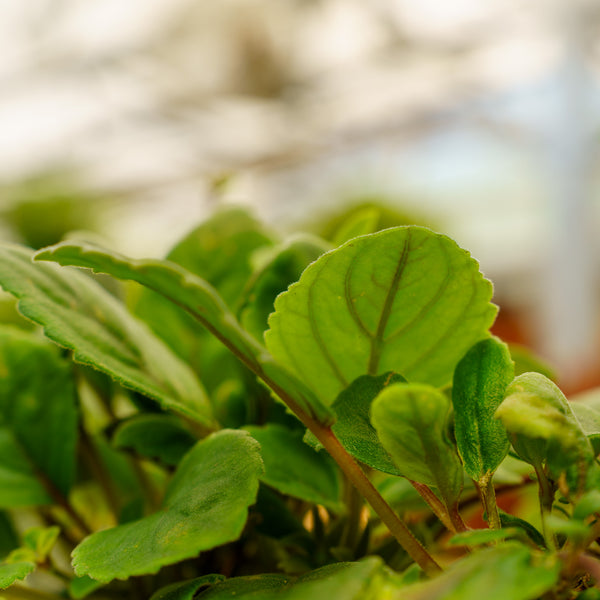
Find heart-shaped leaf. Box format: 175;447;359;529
452;337;514;481
71;429;263;582
0;244;213;426
265;226;496;406
371;382;464;508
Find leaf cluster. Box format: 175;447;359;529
0;206;599;599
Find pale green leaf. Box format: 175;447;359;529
0;244;213;426
35;241;334;425
371;383;463;507
452;337;513;481
0;561;35;589
244;424;343;512
266;226;496;406
71;429;263;582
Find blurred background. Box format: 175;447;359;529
1;0;599;390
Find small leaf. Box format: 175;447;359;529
68;575;105;599
498;511;546;549
331;206;381;246
0;561;35;589
448;528;523;547
71;430;263;582
23;526;60;562
244;424;344;512
328;373;406;476
112;415;197;466
35;241;334;425
0;326;77;500
0;244;213;426
266;226;496;406
496;373;593;475
149;574;225;600
371;383;463;507
452;337;514;481
239;235;328;341
571;402;600;455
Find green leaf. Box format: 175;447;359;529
71;429;263;582
447;528;523;547
498;511;546;549
495;373;593;474
265;226;496;406
239;235;328;341
325;373;406;476
452;337;514;481
23;526;60;562
34;240;334;425
0;561;35;589
195;557;405;599
571;402;600;455
149;574;225;600
0;244;213;426
371;383;463;507
0;326;77;500
112;415;197;466
331;206;381;246
401;543;560;600
131;208;273;393
0;513;18;559
244;424;343;512
68;575;105;599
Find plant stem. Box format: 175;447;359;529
410;480;456;533
313;427;441;575
477;474;501;530
534;464;557;550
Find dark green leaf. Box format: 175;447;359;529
371;383;463;507
498;511;546;549
0;513;18;559
0;561;35;589
239;235;328;341
328;373;406;475
112;415;197;466
244;424;343;512
149;574;225;600
452;337;513;481
35;241;334;425
266;226;496;406
0;244;213;426
68;575;105;599
0;326;77;499
71;430;263;582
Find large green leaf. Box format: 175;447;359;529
0;244;213;426
265;226;496;406
35;241;334;424
244;424;343;512
371;383;464;508
71;429;263;582
452;337;513;481
0;326;77;504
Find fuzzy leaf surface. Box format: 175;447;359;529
452;337;513;481
245;424;343;512
35;241;334;424
496;373;593;474
328;373;406;475
0;244;212;425
71;430;263;582
371;383;463;506
0;326;77;503
266;226;496;406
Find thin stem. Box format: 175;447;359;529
477;474;501;530
534;464;557;551
313;427;441;575
410;481;456;533
340;481;363;551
